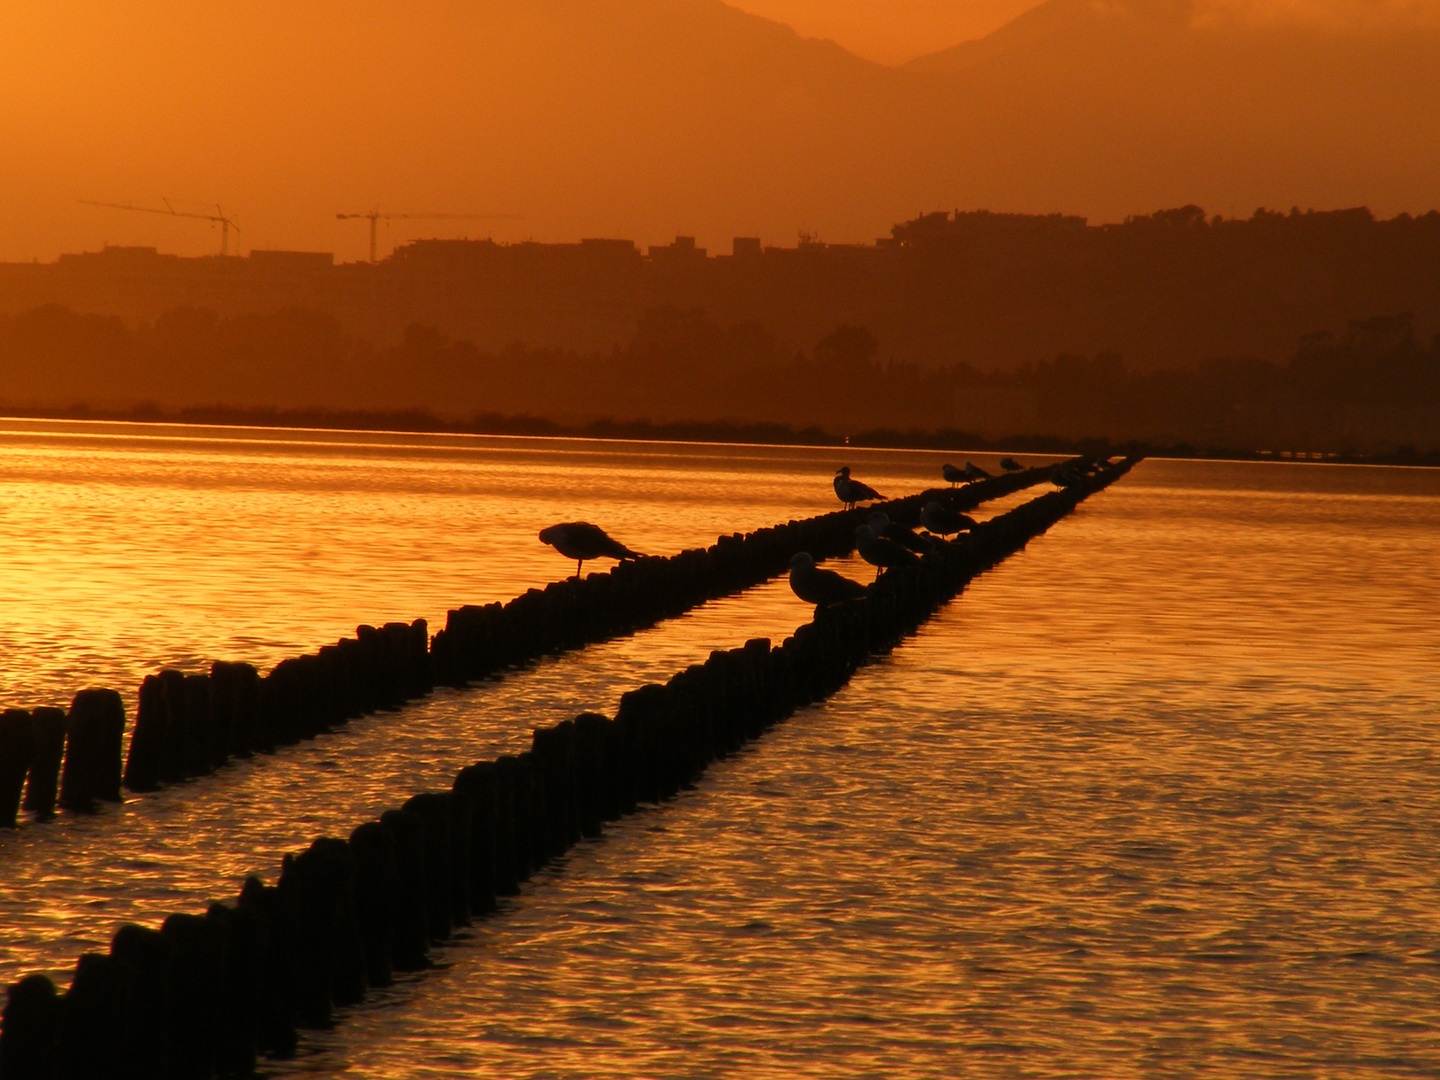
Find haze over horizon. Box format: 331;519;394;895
7;7;1440;1080
3;0;1437;263
727;0;1043;63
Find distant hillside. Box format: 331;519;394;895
899;0;1440;221
2;0;906;259
906;0;1195;73
6;205;1439;373
5;0;1440;260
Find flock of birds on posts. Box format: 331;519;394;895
536;456;1095;608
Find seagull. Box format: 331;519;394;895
833;466;883;510
788;552;867;607
539;522;644;579
1051;463;1086;488
855;524;920;581
867;511;937;554
941;463;966;487
920;501;976;537
964;461;993;481
999;457;1023;472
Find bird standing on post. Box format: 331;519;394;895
964;461;993;481
538;522;644;579
833;466;883;510
788;552;867;608
855;524;920;581
941;462;965;487
867;511;937;554
920;500;976;538
1052;462;1086;488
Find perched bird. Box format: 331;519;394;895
867;511;936;554
834;466;883;510
941;462;966;487
855;524;920;580
964;460;994;481
788;552;867;607
999;457;1023;472
1051;462;1086;488
538;521;644;579
920;501;976;537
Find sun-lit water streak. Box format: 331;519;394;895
0;417;1007;709
4;430;1439;1078
0;419;1039;985
268;458;1440;1079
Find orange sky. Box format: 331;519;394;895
726;0;1040;62
1;1;1436;265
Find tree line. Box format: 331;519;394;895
1;303;1436;456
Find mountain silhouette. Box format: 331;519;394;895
898;0;1440;219
906;0;1197;73
4;0;1439;259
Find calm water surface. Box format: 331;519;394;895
0;419;1039;976
3;423;1439;1078
0;417;989;708
272;457;1440;1079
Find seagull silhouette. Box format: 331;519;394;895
867;511;937;554
920;501;976;537
539;522;644;579
855;524;920;581
833;466;883;510
1052;461;1095;488
788;552;868;607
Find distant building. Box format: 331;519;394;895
6;206;1439;375
57;245;167;265
648;236;706;262
247;250;335;270
579;238;639;258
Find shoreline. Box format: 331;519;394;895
1;403;1436;468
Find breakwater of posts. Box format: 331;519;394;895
0;463;1065;834
0;458;1133;1078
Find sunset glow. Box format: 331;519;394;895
4;0;1438;262
2;3;1438;1076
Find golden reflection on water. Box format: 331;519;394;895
0;417;1005;708
4;430;1440;1078
275;458;1440;1079
0;419;1039;984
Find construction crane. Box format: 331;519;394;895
79;199;240;255
336;210;522;263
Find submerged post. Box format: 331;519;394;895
0;709;35;827
58;689;126;813
22;708;67;820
